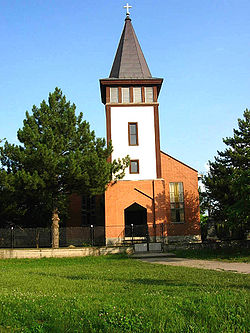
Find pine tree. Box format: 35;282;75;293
0;88;129;245
203;109;250;238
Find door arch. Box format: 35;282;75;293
124;203;147;237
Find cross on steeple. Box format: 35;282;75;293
124;3;132;16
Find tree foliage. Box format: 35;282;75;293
0;88;129;227
203;109;250;238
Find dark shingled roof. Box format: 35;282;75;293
109;17;152;79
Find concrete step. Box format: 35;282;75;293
122;239;147;245
131;252;176;259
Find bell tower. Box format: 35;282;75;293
100;8;163;180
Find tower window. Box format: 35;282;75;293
110;87;118;103
133;87;142;103
122;87;130;103
130;160;139;174
169;182;185;223
145;87;153;103
128;122;138;146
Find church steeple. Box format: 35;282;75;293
109;16;152;79
100;13;163;104
100;8;163;179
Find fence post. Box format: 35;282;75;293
161;223;164;242
11;226;14;249
131;224;134;245
161;223;164;252
90;225;94;246
146;227;149;252
35;229;40;249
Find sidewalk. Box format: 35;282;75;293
132;252;250;274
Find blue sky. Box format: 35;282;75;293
0;0;249;173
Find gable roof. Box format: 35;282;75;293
109;17;152;79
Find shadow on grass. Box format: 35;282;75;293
29;271;250;290
122;278;250;290
98;253;131;260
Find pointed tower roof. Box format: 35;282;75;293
109;16;152;79
100;12;163;104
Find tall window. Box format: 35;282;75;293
110;87;118;103
133;87;142;103
122;87;130;103
144;87;154;103
82;195;96;225
128;122;138;146
130;160;139;174
169;182;184;222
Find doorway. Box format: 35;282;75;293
124;203;147;237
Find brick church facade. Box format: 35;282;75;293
68;12;201;245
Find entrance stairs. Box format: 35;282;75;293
122;237;147;245
131;252;176;259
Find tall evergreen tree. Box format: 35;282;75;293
0;88;129;237
203;109;250;238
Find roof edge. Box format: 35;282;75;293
100;78;163;104
100;77;163;82
160;150;198;172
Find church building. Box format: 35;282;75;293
68;7;201;245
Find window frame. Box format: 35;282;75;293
82;195;96;226
121;87;130;103
133;87;142;103
129;160;139;174
144;86;154;103
110;87;119;104
128;122;139;146
169;182;185;223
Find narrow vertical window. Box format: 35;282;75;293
130;160;139;174
82;195;96;225
128;122;138;146
133;87;142;103
110;87;118;103
122;87;130;103
169;182;184;222
144;87;153;103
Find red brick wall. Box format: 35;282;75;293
105;179;167;239
67;153;201;240
161;152;200;236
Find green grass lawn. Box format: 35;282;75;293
173;247;250;263
0;255;249;333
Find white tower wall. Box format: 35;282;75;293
110;106;157;180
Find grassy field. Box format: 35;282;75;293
0;255;249;333
173;247;250;263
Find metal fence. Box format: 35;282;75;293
124;223;165;244
0;226;105;248
0;223;165;248
0;227;51;248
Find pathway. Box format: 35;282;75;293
132;253;250;274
